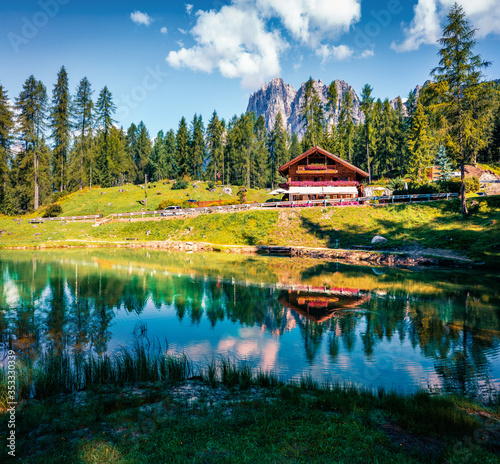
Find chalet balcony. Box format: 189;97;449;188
297;166;338;175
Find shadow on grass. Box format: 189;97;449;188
298;198;500;263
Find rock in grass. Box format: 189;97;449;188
371;235;388;244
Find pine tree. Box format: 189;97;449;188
164;130;177;179
150;130;165;181
267;112;287;189
95;86;116;187
176;117;190;179
326;81;338;127
134;121;151;182
338;91;355;162
51;66;71;193
375;99;397;175
107;126;130;185
394;97;407;175
431;2;491;214
300;77;324;149
0;84;14;211
73;77;93;190
360;84;375;181
206;111;225;183
190;114;205;180
253;114;269;188
434;145;454;181
289;132;301;161
16;75;48;210
407;101;432;181
322;122;340;155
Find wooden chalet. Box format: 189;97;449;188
277;146;369;201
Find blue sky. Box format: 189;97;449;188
1;0;499;137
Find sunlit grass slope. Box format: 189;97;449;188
46;180;271;217
1;196;499;264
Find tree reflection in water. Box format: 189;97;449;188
0;250;499;399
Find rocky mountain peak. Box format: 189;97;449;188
247;77;363;138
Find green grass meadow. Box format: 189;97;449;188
1;195;499;264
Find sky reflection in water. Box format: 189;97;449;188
1;249;499;399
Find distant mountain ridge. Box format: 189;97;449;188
246;77;425;137
246;77;363;138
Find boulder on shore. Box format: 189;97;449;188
371;235;388;244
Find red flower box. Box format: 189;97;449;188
279;181;359;188
305;164;327;170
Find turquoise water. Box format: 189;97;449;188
1;248;499;398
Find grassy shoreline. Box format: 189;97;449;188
1;342;499;463
1;196;499;266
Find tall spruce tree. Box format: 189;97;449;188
300;77;324;149
360;84;375;181
95;86;116;187
326;81;338;127
206;110;225;183
176;117;190;179
51;66;71;193
376;99;397;175
135;122;152;182
253;114;269;188
394;97;407;175
0;84;14;211
431;2;491;214
190;114;205;180
16;75;48;210
150;130;166;181
338;91;355;162
73;77;93;190
267;112;287;189
407;101;432;181
289;132;301;161
164;129;177;179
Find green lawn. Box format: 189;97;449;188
1;196;499;265
42;181;271;217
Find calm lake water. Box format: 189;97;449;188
1;249;500;399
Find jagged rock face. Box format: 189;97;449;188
247;77;363;138
246;77;297;134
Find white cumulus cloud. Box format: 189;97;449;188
359;48;375;58
167;4;286;89
392;0;500;52
253;0;361;45
316;44;353;64
160;27;168;34
166;0;362;88
186;3;193;15
130;10;153;27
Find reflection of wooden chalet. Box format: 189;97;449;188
278;146;369;201
279;290;369;323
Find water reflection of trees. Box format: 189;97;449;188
1;257;500;398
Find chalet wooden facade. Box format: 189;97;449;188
277;146;369;201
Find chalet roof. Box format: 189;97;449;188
278;146;369;178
